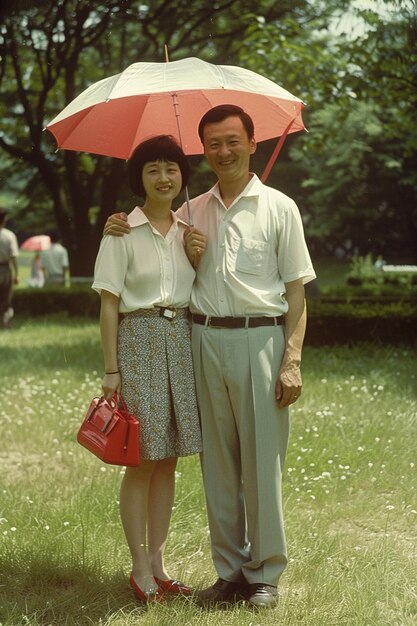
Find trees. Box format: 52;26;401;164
240;1;417;259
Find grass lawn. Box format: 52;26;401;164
0;317;416;625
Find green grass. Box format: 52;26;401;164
1;317;416;625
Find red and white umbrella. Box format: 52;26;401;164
46;57;305;161
21;235;51;251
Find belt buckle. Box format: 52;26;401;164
160;306;177;321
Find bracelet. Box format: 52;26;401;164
105;370;120;375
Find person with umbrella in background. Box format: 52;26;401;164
105;105;316;609
93;135;202;603
0;208;19;329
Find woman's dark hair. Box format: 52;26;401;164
198;105;255;143
128;135;189;197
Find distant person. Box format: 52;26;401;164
0;209;19;329
41;230;69;285
27;252;45;288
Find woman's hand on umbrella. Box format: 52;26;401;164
103;213;130;237
102;373;121;401
184;227;207;268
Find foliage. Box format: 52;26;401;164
240;1;417;260
1;320;416;624
346;254;417;295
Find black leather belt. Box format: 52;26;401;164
191;314;283;329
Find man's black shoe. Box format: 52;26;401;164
197;578;245;605
246;583;278;608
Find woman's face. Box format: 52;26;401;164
141;160;182;206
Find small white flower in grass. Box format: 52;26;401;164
52;379;59;385
385;505;395;511
410;510;417;515
11;527;16;532
410;463;415;468
44;525;50;530
321;378;327;383
368;462;373;468
340;476;347;480
63;521;70;526
100;467;107;472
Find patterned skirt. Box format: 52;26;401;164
118;308;202;461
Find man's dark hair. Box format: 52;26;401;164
0;208;8;223
128;135;189;198
198;105;255;143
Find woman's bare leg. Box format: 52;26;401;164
147;456;178;580
119;461;158;592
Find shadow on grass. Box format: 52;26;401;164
0;551;148;625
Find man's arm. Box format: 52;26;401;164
103;212;131;236
276;278;306;409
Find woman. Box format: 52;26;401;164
92;136;202;602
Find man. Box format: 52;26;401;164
0;209;19;329
41;229;69;285
104;105;315;608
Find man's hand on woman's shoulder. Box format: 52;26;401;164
104;212;130;236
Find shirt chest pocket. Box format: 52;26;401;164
235;238;270;276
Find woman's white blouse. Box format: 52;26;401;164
92;207;195;312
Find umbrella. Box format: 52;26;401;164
46;57;305;222
21;235;51;251
46;56;305;160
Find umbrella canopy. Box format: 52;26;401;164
46;57;305;160
21;235;51;251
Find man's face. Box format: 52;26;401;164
202;116;256;184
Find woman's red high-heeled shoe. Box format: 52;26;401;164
129;573;164;603
154;577;193;595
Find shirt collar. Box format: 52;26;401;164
209;173;262;205
127;206;189;229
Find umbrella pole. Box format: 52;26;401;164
164;45;193;226
172;93;193;226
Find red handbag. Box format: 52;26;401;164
77;393;140;466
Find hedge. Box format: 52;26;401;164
11;287;417;345
305;299;417;345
